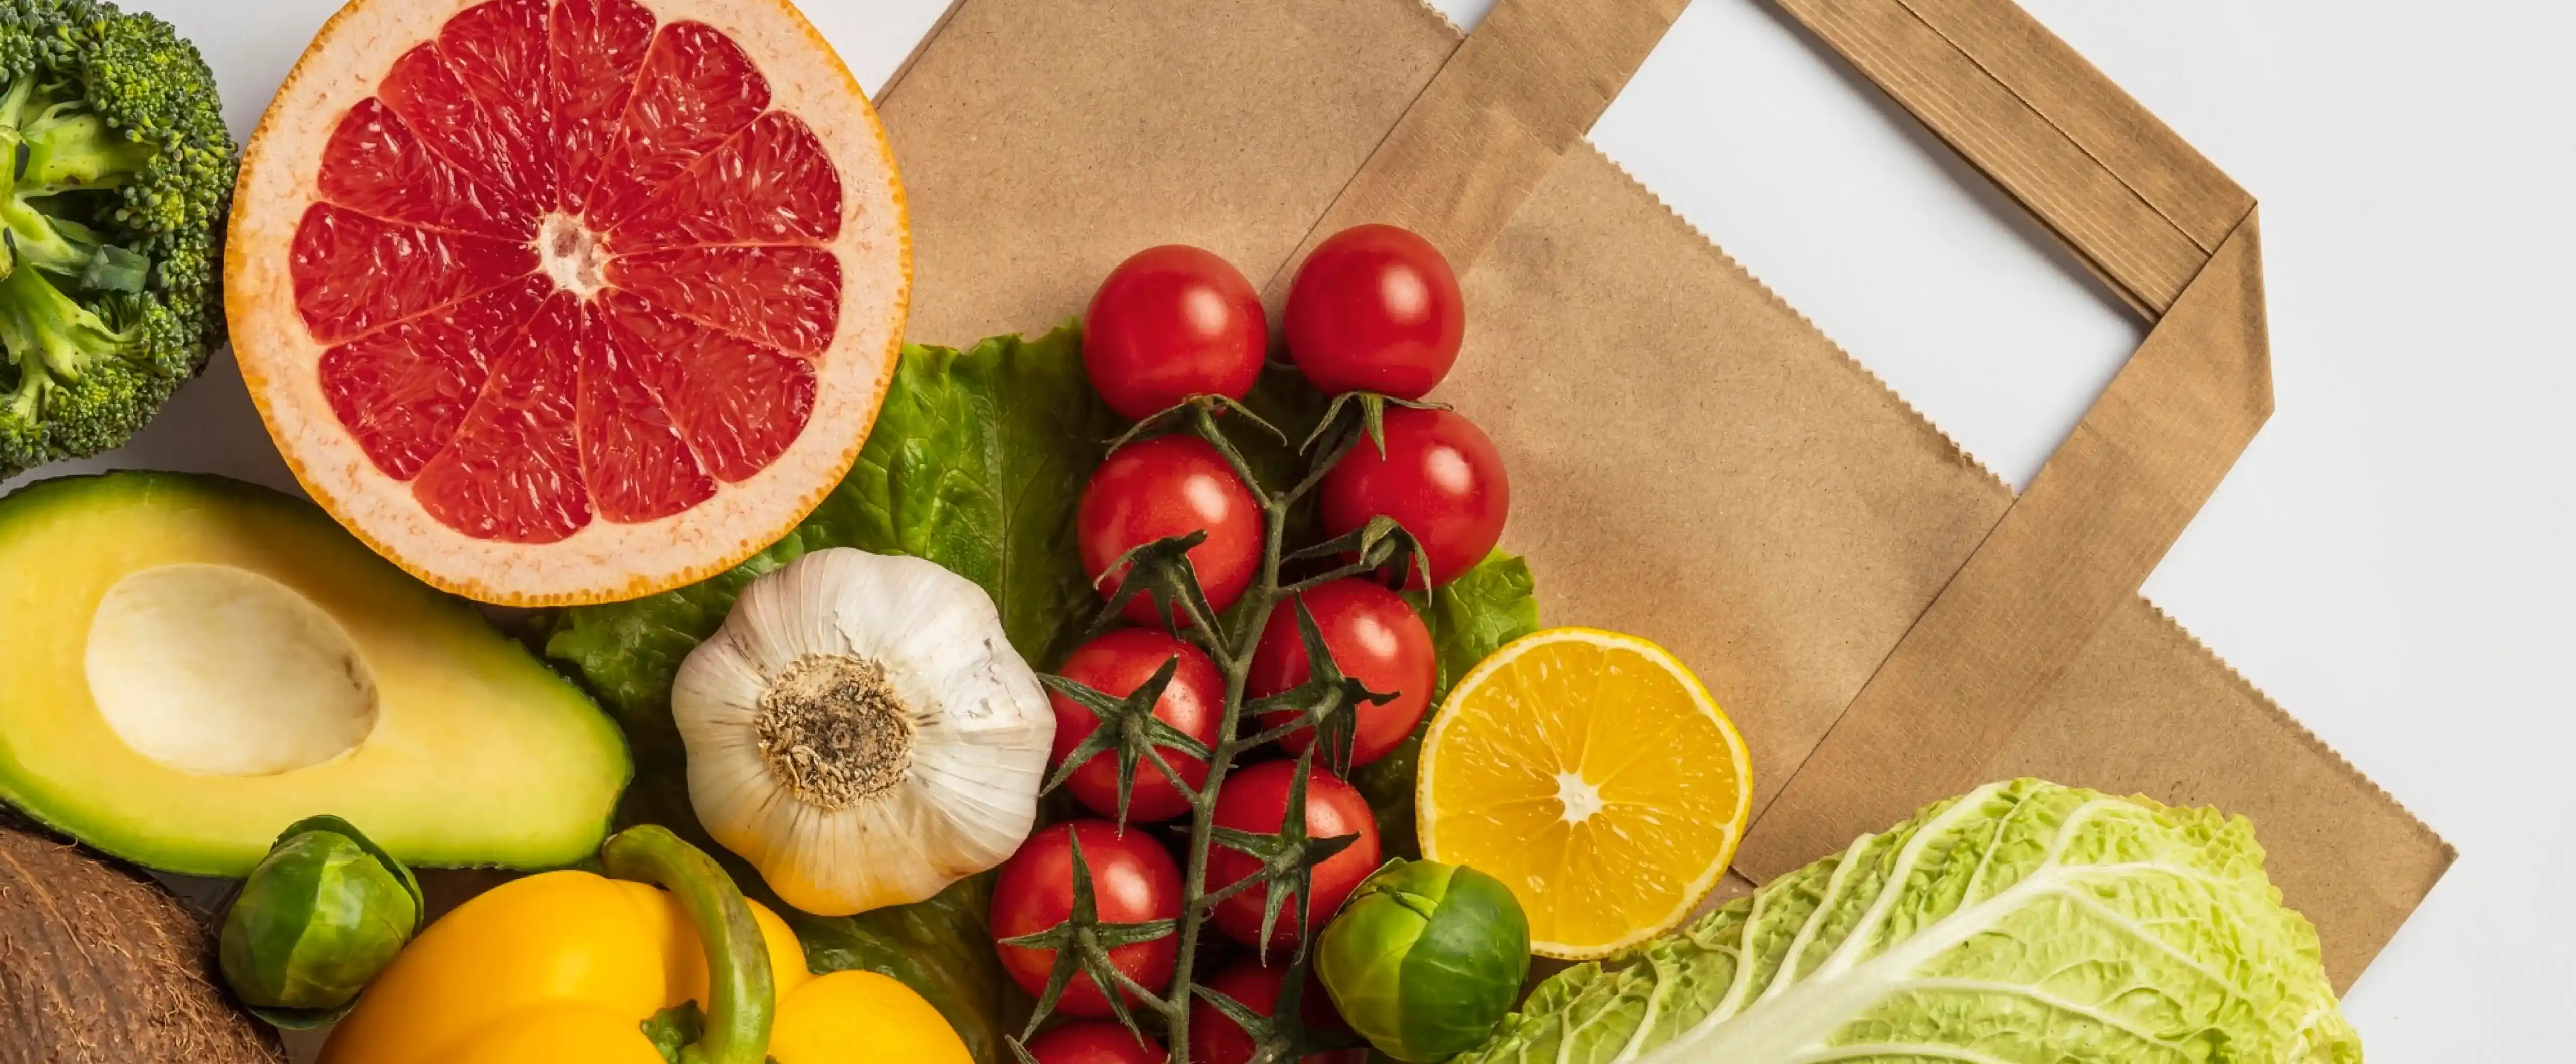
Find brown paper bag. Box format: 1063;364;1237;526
874;0;2450;989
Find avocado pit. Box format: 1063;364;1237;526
86;563;378;776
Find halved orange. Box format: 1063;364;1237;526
1416;627;1752;959
228;0;908;605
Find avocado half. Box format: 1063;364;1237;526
0;473;629;876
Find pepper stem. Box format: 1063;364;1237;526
603;826;776;1064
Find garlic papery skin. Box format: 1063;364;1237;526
673;547;1055;916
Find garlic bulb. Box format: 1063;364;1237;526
673;548;1055;916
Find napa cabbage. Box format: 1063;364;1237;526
1457;779;2361;1064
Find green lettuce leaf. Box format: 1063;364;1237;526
833;325;1125;668
1414;552;1542;701
1353;551;1543;858
1454;779;2363;1064
541;324;1115;1062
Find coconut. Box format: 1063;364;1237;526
0;818;283;1064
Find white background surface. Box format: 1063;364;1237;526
20;0;2570;1056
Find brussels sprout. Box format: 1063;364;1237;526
219;815;423;1027
1317;859;1530;1062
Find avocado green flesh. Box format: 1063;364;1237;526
0;473;630;876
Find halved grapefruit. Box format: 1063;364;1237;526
228;0;907;606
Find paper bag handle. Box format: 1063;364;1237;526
1268;0;2274;879
1258;0;1694;299
1734;0;2270;876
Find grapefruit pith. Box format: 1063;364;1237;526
228;0;907;606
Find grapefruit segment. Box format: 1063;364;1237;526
375;43;534;217
411;296;591;544
319;96;532;239
432;0;559;210
609;111;842;250
583;22;771;231
289;205;536;344
319;275;551;479
605;245;841;356
600;291;815;482
234;0;908;605
576;303;718;523
548;0;658;216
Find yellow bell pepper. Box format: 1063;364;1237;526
320;826;971;1064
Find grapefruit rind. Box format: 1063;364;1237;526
229;0;909;607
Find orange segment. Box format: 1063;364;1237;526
1416;628;1751;959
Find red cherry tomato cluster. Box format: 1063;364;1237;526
1202;761;1382;953
1250;579;1436;767
990;772;1384;1004
1048;629;1225;821
1003;226;1513;1057
1319;406;1508;588
992;821;1185;1018
1074;224;1509;609
1078;434;1266;626
1284;224;1465;400
1190;958;1370;1064
1083;245;1269;420
1022;1021;1167;1064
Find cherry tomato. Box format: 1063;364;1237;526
1024;1021;1167;1064
1187;958;1367;1064
1051;629;1225;821
1085;245;1268;419
993;820;1184;1017
1248;580;1435;768
1318;406;1507;587
1282;224;1464;400
1204;761;1382;952
1080;434;1264;626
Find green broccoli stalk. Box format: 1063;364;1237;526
18;108;159;195
0;257;134;420
0;71;152;437
3;75;155;287
5;70;155;191
0;0;235;477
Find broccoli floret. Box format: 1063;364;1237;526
0;0;235;477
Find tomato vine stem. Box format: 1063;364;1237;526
1015;394;1401;1062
